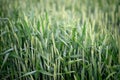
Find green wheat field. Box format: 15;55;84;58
0;0;120;80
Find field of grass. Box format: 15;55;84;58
0;0;120;80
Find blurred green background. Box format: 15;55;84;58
0;0;120;80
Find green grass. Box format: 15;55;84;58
0;0;120;80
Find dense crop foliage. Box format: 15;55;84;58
0;0;120;80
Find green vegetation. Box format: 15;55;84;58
0;0;120;80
